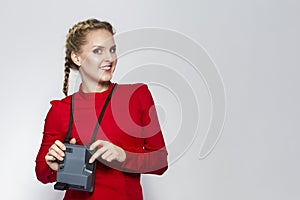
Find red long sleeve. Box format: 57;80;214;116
35;82;168;200
35;100;68;184
120;84;168;174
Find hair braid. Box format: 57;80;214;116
63;55;71;96
62;18;115;96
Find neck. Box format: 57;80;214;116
81;81;110;93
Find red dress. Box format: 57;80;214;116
35;82;168;200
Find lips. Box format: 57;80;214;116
99;64;112;71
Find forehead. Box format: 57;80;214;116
84;29;115;47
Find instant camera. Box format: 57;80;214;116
54;144;96;192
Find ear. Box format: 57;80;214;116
71;51;82;66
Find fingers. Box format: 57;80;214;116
46;139;68;162
91;145;109;160
89;140;108;151
70;138;76;144
89;140;126;163
89;141;109;163
48;148;64;161
102;151;116;162
106;154;118;162
45;154;57;162
54;140;66;151
45;138;76;171
89;144;112;163
45;154;59;171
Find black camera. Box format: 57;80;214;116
54;144;96;192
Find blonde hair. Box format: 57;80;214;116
63;18;115;96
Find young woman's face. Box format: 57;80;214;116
74;29;117;84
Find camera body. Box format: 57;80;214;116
54;143;96;192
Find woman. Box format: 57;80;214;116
35;18;168;200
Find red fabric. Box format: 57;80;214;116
35;82;168;200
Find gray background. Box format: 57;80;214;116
0;0;299;199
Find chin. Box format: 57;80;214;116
99;75;113;82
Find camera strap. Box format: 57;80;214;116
65;83;118;144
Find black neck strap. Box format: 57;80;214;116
65;83;118;144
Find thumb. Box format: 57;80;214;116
69;138;76;144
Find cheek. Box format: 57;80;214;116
82;55;104;67
112;59;118;67
113;58;117;64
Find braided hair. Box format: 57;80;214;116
63;18;115;96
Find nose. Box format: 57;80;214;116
103;50;115;62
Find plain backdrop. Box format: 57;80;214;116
0;0;299;199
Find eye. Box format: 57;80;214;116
110;46;116;53
93;48;103;54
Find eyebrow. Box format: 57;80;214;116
92;45;105;48
92;45;116;48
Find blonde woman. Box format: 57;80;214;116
35;18;168;200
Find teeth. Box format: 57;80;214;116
100;65;111;70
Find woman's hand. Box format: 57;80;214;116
89;140;126;163
45;138;76;171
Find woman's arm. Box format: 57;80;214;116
35;100;66;184
121;84;168;174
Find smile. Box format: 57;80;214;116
99;64;112;71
